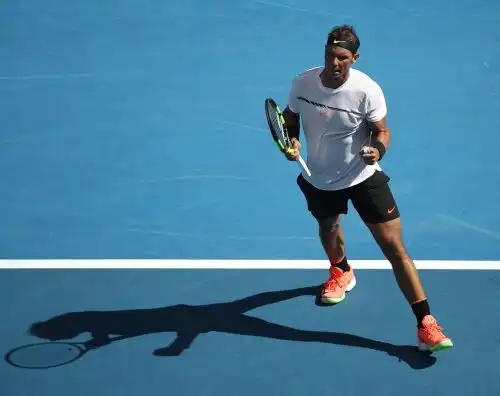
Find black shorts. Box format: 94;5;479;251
297;170;400;224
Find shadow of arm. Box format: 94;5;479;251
153;332;199;357
230;285;320;313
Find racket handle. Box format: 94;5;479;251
297;155;312;177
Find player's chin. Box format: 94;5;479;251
330;70;346;80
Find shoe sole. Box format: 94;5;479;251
418;339;454;353
320;277;357;305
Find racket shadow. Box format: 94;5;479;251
6;285;436;370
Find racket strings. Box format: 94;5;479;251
266;104;289;147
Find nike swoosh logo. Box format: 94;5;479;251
333;40;347;44
388;206;396;214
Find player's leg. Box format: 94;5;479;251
351;170;452;352
318;215;345;268
297;175;355;304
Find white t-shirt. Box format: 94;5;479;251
288;67;387;191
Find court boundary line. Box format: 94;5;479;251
0;260;499;270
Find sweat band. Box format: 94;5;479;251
326;38;360;54
371;140;386;160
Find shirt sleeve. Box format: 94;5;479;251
365;81;387;122
287;77;301;114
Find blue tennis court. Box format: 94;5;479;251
1;0;500;395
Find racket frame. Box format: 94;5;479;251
4;341;87;369
264;98;312;176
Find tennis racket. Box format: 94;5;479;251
264;98;312;177
4;336;126;369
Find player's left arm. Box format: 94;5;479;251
361;82;390;164
368;116;391;160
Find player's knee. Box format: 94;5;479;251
376;231;406;259
318;215;340;233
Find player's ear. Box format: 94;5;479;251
352;53;360;64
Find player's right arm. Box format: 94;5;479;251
283;107;300;140
283;77;302;160
282;107;301;160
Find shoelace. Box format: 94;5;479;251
323;270;346;291
421;321;445;341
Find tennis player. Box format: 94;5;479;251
283;25;452;353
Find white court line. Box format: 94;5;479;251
0;260;499;270
0;71;145;81
138;175;250;183
436;213;500;240
0;73;97;81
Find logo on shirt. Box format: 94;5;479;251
296;96;363;116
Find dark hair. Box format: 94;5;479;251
326;25;360;53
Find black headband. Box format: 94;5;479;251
326;38;359;54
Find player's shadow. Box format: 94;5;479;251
27;285;436;370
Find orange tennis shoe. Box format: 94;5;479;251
417;315;453;352
320;266;356;304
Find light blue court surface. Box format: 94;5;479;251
1;0;500;395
